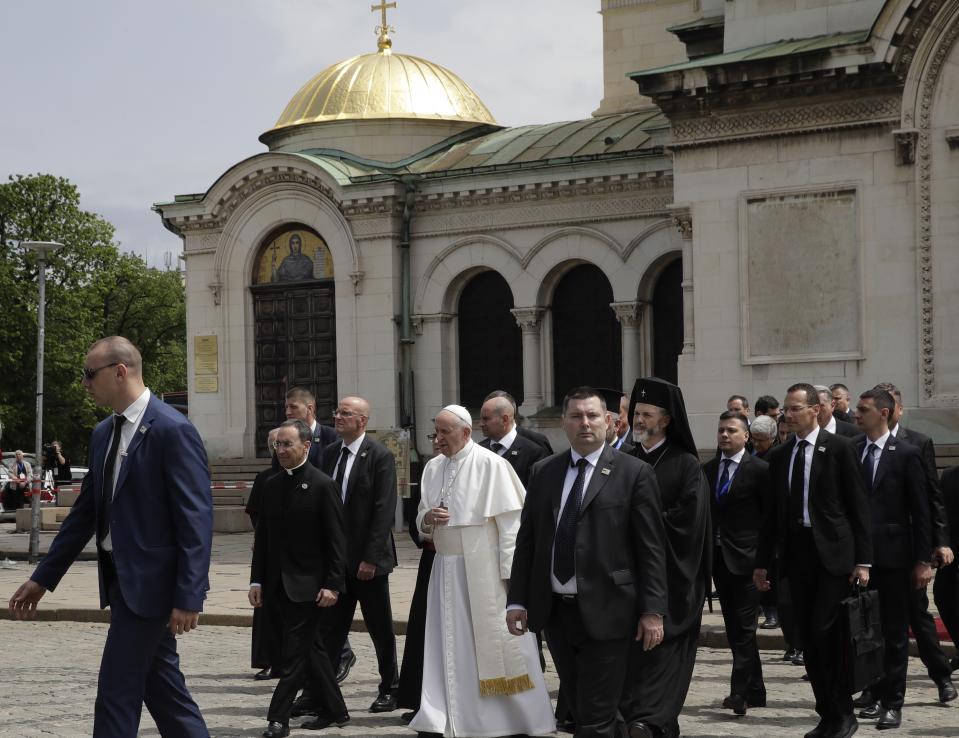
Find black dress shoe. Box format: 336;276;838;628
335;650;357;685
792;650;806;666
370;693;398;712
783;648;799;661
722;694;747;715
876;708;901;730
628;722;655;738
401;711;416;724
262;722;290;738
827;715;858;738
290;700;320;718
301;714;350;730
804;720;832;738
857;702;881;719
254;667;275;681
937;678;958;703
853;690;875;708
760;615;780;629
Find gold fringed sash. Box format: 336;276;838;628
479;673;536;697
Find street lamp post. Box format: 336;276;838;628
22;241;63;564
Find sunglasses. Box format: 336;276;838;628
82;362;119;381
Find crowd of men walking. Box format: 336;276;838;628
6;335;959;738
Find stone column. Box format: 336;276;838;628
671;205;695;356
611;300;645;386
510;307;546;415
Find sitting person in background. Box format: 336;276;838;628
3;450;33;511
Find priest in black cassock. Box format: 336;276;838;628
621;377;711;738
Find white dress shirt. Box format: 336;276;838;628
788;425;820;528
717;446;747;488
335;433;365;502
860;431;890;486
101;388;151;552
824;417;837;435
490;427;517;456
551;445;605;595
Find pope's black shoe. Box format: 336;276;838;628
262;722;289;738
937;678;958;703
301;714;350;730
876;708;901;730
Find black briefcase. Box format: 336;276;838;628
840;585;884;693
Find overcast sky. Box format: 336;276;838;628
1;1;603;267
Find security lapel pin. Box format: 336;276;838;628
817;446;826;453
601;467;611;476
888;445;896;451
301;483;308;490
510;450;519;456
360;451;368;458
138;425;148;434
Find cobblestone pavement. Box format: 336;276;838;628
3;621;957;737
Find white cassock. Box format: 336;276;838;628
409;440;556;738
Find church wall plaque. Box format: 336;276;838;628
194;335;219;394
738;185;864;365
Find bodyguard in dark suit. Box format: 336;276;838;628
9;336;213;737
816;386;862;440
875;382;957;703
284;386;340;468
933;466;959;662
249;419;347;738
479;394;549;487
484;389;554;455
852;389;932;729
507;387;668;738
703;411;768;716
320;396;399;712
755;383;872;738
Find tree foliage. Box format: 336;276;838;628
0;174;186;462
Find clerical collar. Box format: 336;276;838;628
721;447;747;464
284;455;309;475
640;436;667;454
450;439;474;462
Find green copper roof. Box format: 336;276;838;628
629;29;871;77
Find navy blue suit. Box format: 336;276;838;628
32;393;213;737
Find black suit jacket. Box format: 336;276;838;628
703;452;769;576
508;445;668;641
517;425;553;455
757;430;872;576
479;433;549;488
251;462;346;602
895;425;950;549
830;418;863;440
321;435;398;576
942;466;959;550
308;423;340;468
857;436;930;568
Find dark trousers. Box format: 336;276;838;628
870;567;910;709
909;582;952;682
266;591;346;725
713;548;765;700
787;527;853;724
544;596;630;738
777;572;803;651
251;605;281;669
396;547;434;711
324;573;398;696
95;580;208;738
934;560;959;649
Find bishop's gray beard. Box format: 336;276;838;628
633;429;650;445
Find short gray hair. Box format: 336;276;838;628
751;415;777;438
280;418;311;443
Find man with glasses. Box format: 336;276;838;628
318;397;400;713
754;383;872;738
9;336;213;737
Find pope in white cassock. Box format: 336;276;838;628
409;405;556;738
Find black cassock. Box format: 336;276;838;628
245;463;281;670
620;442;711;738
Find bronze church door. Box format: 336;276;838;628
250;226;337;457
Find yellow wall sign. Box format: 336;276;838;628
195;375;219;393
194;335;219;393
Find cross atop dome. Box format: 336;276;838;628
372;0;397;53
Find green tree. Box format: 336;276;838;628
0;173;186;463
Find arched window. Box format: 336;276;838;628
552;264;621;404
652;258;683;384
457;271;523;409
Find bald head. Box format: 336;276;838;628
479;396;514;442
333;395;370;443
89;336;142;377
83;335;146;413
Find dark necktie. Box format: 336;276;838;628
789;439;808;526
862;443;878;491
554;458;589;585
490;441;504;454
715;458;732;502
98;414;126;545
334;446;351;501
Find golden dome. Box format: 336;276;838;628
270;48;497;132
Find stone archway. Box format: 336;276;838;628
249;224;337;456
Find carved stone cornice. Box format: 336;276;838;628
669;95;901;148
610;301;644;327
411;312;455;336
669;204;692;241
341;196;404;217
510;307;546;331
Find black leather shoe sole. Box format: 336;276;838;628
857;703;881;720
262;723;290;738
335;651;357;685
370;695;398;713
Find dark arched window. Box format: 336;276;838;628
652;258;683;385
552;264;621;404
458;271;523;409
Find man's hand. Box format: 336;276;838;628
753;568;771;592
636;613;664;651
357;561;376;581
248;586;263;608
8;580;46;619
424;507;450;527
850;565;870;587
506;609;528;636
913;562;934;590
316;588;338;607
935;547;955;567
168;608;200;636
